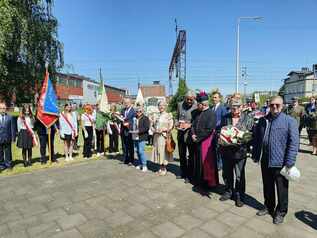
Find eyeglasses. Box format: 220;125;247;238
269;104;282;108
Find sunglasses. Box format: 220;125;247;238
269;104;282;108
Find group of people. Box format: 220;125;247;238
0;101;122;168
0;91;300;225
174;91;299;225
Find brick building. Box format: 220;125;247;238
55;73;126;105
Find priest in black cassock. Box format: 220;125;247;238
191;91;219;191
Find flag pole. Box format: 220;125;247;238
103;126;106;156
45;62;52;163
48;129;52;163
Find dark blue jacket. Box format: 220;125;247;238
121;106;136;135
252;112;299;168
305;102;316;114
0;114;16;144
211;103;228;132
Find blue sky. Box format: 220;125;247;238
54;0;317;96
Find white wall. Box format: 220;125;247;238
83;80;99;104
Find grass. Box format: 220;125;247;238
0;134;121;176
0;129;179;176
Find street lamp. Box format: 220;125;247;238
236;16;263;93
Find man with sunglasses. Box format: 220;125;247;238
176;90;197;183
252;96;299;224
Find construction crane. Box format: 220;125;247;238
168;21;186;96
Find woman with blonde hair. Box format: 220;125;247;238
151;101;174;176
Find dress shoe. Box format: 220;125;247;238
273;214;284;224
256;208;270;216
219;193;231;201
235;199;244;207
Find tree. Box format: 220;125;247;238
168;79;188;113
0;0;63;105
278;85;285;98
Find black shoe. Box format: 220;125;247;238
219;193;231;201
23;161;27;167
235;199;244;207
256;208;270;216
273;215;284;224
27;161;32;167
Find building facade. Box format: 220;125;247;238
283;66;317;103
55;73;126;105
140;81;166;107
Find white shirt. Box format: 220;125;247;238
81;113;95;127
0;114;5;124
59;112;77;136
17;116;34;132
213;102;220;112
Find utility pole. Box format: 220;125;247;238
241;66;247;103
99;68;103;82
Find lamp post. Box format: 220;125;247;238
236;16;263;93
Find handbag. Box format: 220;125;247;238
165;133;176;153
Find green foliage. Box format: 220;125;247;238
168;79;188;113
278;85;285;97
209;88;222;104
0;0;63;105
258;95;271;107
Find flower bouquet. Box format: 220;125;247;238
219;125;252;146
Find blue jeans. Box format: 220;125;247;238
134;140;147;166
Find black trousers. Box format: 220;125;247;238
83;126;93;158
96;129;104;153
22;148;32;161
261;155;289;216
122;132;134;164
38;131;55;162
0;142;12;168
222;150;246;200
109;125;119;153
147;134;153;145
177;130;194;180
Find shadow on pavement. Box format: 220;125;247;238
11;152;65;167
298;148;312;154
244;193;265;210
295;210;317;230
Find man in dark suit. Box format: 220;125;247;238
34;119;58;164
120;98;136;165
211;91;228;171
0;101;16;170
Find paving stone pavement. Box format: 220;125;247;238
0;137;316;238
